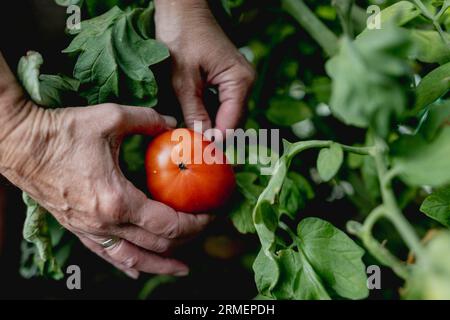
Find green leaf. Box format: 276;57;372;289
122;135;145;172
326;26;411;136
236;172;265;202
252;157;290;253
358;1;420;39
392;127;450;187
273;249;330;300
17;51;43;103
230;199;257;234
18;51;79;108
17;52;75;280
221;0;245;15
112;8;168;106
297;218;369;299
250;140;348;299
361;155;381;201
39;75;80;107
402;231;450;299
278;172;313;219
279;176;302;219
21;193;64;280
289;171;315;200
254;201;279;251
230;172;265;234
418;100;450;140
420;187;450;227
317;143;343;182
253;248;279;298
85;0;123;16
415;62;450;111
63;6;123;53
266;96;312;127
138;275;176;300
64;6;169;106
410;29;450;65
22;193;51;261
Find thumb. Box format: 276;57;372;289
120;106;177;136
173;70;212;132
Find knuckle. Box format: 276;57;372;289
196;215;212;230
163;218;180;239
172;76;188;95
153;238;171;253
159;263;181;275
84;220;109;233
184;110;211;128
172;74;200;97
98;190;127;223
105;240;139;268
122;255;140;269
240;65;256;86
105;104;126;128
143;108;163;128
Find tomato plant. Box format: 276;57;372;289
12;0;450;300
145;129;235;213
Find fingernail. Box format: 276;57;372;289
162;115;177;128
125;269;140;280
174;270;189;277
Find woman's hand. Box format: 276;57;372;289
154;0;255;135
0;86;212;278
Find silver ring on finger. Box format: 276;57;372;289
101;236;120;249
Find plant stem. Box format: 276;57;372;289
281;0;339;56
332;0;355;38
339;144;374;155
433;21;450;47
382;167;402;186
412;0;435;20
413;0;450;47
435;1;450;21
349;207;410;279
279;221;298;240
286;140;332;159
372;138;426;261
286;140;374;159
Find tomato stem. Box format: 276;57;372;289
372;137;426;261
178;163;187;170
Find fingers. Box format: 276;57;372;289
114;225;176;253
129;197;213;240
88;103;177;137
214;63;255;135
78;235;140;279
98;237;189;276
119;105;177;135
172;67;212;131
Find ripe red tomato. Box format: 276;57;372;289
145;128;235;213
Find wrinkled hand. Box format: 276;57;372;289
155;0;255;134
0;91;212;278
